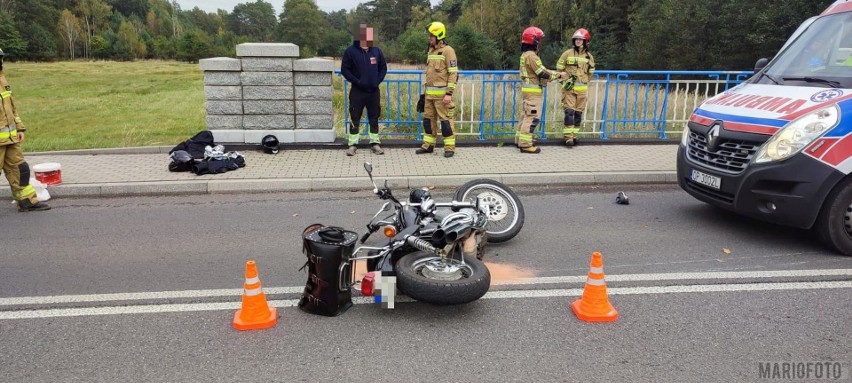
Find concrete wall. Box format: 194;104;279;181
199;43;335;145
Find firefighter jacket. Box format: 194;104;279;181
520;50;559;93
424;42;459;98
557;47;595;91
0;71;24;146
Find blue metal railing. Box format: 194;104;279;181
337;69;753;140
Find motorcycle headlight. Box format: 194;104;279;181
680;126;690;147
754;105;839;164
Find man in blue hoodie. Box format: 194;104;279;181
341;24;388;156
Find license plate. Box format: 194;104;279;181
691;169;721;189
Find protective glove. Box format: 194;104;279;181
416;94;425;113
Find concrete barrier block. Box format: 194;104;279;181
295;100;332;115
204;86;241;100
243;100;294;115
293;58;334;72
241;57;294;72
295;86;332;100
236;43;299;58
296;114;333;129
294;72;332;86
206;100;243;115
242;86;294;100
294;129;335;142
243;115;295;130
203;72;241;86
199;57;241;71
210;130;246;143
241;72;293;86
245;130;296;144
206;115;243;129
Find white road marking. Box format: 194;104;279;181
0;281;850;320
2;268;850;307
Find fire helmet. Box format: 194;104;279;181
521;27;545;45
572;28;591;42
261;135;280;154
425;22;447;40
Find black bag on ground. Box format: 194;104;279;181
170;131;215;159
298;224;357;317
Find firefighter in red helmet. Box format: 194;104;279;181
517;27;567;153
557;28;595;147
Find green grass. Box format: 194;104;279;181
8;61;205;152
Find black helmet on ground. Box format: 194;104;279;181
261;135;279;154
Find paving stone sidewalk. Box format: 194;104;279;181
0;144;679;198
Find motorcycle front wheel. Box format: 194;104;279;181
395;251;491;305
455;179;525;243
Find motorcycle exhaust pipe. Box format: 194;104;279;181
443;227;471;243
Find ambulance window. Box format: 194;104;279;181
762;12;852;88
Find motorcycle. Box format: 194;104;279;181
338;162;525;306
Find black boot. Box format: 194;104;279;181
18;199;51;212
415;146;434;154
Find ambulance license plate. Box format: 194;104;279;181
691;169;721;190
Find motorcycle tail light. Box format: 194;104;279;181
361;272;376;296
383;225;397;238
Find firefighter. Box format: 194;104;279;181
0;48;50;212
341;23;388;156
517;27;567;154
417;21;459;158
557;28;595;147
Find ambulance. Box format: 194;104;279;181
677;0;852;255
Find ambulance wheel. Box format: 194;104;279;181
395;251;491;305
816;177;852;256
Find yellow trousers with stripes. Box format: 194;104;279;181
0;142;37;203
421;97;456;151
516;92;543;148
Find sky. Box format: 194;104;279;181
176;0;437;14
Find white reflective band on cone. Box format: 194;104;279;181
244;287;263;296
586;278;606;286
590;267;603;273
245;277;259;285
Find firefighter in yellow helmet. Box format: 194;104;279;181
417;21;459;158
517;27;567;154
557;28;595;147
0;48;50;212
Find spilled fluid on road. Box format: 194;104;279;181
484;262;537;281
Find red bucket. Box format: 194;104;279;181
33;162;62;186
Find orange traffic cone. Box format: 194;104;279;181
571;252;618;322
233;260;278;331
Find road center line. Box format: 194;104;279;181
1;268;851;307
1;281;850;320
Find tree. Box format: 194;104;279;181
229;0;276;42
177;29;212;62
451;22;500;69
277;0;329;57
0;11;26;58
77;0;112;59
58;9;82;59
115;19;147;59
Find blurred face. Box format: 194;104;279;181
574;38;584;47
427;33;437;46
359;25;374;49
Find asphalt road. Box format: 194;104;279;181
1;184;851;382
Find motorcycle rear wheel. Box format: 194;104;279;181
395;251;491;305
455;179;525;243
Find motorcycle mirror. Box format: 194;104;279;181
364;161;379;194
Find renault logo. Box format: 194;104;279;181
707;124;721;152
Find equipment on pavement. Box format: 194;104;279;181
261;135;280;154
233;260;277;330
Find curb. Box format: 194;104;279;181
8;172;677;199
28;140;680;156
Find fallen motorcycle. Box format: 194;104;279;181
327;162;525;310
